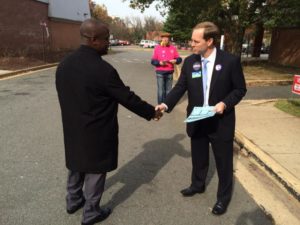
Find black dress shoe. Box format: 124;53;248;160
212;201;228;215
67;199;85;214
81;208;111;225
180;186;205;197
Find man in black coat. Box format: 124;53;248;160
56;19;161;225
156;22;247;215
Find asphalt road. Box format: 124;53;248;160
245;85;293;100
0;46;273;225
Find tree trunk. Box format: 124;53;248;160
224;25;245;57
252;22;264;57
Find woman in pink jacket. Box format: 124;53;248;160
151;33;182;104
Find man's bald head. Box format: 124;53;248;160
80;19;109;41
80;19;110;55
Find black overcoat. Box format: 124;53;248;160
165;49;247;140
56;45;155;173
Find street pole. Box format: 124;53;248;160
40;21;46;62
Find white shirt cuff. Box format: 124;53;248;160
161;103;168;111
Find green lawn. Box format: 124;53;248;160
274;98;300;117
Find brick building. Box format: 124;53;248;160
0;0;90;57
269;27;300;67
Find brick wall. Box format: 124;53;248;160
269;28;300;67
48;19;81;51
0;0;49;56
0;0;82;57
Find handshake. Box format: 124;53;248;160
153;104;167;121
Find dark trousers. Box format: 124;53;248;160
66;171;106;224
191;136;233;203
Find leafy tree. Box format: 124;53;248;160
125;0;300;56
110;17;131;40
88;1;163;43
144;16;163;32
264;0;300;28
124;16;146;42
163;0;202;43
89;0;112;24
163;10;191;43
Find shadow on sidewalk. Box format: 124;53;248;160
104;134;217;209
104;134;188;209
235;208;274;225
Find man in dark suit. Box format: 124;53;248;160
56;19;162;225
156;22;247;215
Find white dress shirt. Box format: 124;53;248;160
202;47;217;106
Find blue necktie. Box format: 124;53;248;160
202;59;209;105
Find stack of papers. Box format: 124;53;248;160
184;106;216;123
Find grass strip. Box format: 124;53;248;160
274;98;300;117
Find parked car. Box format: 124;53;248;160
242;43;270;54
119;40;130;46
144;40;159;48
110;39;119;46
261;45;270;54
139;40;158;48
242;43;250;53
139;39;150;47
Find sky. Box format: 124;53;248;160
93;0;165;21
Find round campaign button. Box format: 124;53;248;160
215;64;222;71
193;62;201;71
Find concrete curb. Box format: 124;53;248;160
234;130;300;202
246;80;292;87
0;63;58;80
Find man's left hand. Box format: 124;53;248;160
214;102;226;114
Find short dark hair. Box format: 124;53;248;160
193;22;220;45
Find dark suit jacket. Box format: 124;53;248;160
56;45;155;173
165;49;247;140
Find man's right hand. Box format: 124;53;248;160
155;104;167;113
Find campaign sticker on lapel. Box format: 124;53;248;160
215;64;222;71
193;62;201;71
192;72;202;78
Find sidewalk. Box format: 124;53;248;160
0;63;58;79
235;99;300;201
